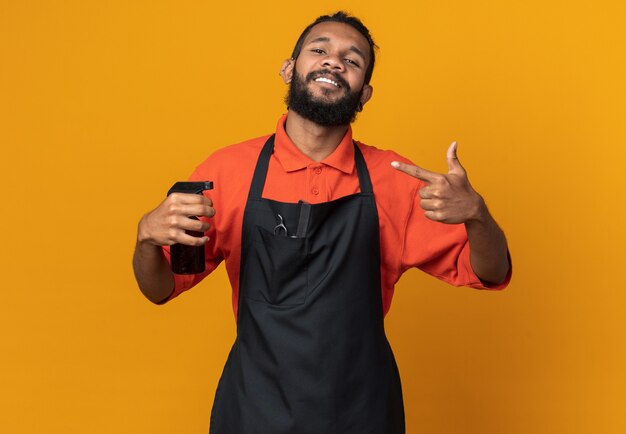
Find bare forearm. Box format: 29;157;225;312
133;237;175;304
465;198;510;285
391;142;510;284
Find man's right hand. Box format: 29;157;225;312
133;193;215;303
137;193;216;247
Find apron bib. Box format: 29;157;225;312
210;136;405;433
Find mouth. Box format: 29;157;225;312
314;76;341;88
306;69;349;90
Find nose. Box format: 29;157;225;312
321;53;345;71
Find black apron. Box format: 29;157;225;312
210;136;405;433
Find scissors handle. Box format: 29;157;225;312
273;214;288;236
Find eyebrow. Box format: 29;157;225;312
307;36;367;62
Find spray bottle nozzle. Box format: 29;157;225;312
167;181;214;196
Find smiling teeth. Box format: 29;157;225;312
315;77;339;87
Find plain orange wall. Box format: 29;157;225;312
1;1;625;433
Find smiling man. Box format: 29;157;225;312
133;11;510;434
284;21;372;129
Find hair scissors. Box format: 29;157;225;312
273;214;288;236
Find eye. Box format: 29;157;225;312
311;48;325;54
345;58;360;67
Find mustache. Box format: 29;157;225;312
305;69;350;91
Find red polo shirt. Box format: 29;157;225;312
163;115;510;319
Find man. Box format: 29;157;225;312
133;11;510;434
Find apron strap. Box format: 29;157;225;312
248;135;275;201
247;134;373;200
353;142;373;195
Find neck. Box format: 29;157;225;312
284;110;349;162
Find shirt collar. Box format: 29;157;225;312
273;114;355;174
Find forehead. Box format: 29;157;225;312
303;21;370;61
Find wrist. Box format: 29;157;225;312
467;194;488;224
137;214;155;245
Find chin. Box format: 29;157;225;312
311;90;344;102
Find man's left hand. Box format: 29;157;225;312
391;142;486;224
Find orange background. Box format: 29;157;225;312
1;1;625;433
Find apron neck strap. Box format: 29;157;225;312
248;134;373;200
353;140;373;195
248;135;275;200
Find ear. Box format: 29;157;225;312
279;59;294;84
360;84;373;108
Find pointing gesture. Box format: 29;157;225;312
391;142;485;224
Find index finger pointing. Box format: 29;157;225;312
391;161;440;183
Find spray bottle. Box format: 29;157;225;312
167;181;214;274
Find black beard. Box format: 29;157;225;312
285;68;363;127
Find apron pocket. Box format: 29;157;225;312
244;225;309;306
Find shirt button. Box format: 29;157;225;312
311;187;319;195
314;167;322;175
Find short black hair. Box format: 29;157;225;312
290;11;378;84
